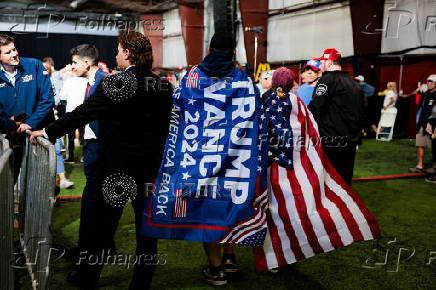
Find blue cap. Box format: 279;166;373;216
304;59;320;72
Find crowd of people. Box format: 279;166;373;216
0;29;435;289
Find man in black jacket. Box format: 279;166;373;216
31;32;173;289
308;48;364;186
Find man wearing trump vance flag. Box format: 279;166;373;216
142;32;270;286
142;35;380;286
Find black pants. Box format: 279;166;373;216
78;183;157;290
78;140;100;250
323;142;357;186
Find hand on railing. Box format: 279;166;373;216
29;130;45;146
17;123;32;134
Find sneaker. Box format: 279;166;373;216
425;167;436;174
222;254;239;273
425;176;436;183
409;166;424;173
60;179;74;189
202;265;227;286
268;267;279;274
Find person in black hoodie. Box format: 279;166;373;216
30;32;173;290
195;32;241;286
308;48;364;186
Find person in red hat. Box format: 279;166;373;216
308;48;364;186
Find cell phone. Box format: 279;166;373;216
14;112;29;123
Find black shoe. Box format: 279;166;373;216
222;254;239;274
409;166;424;173
202;265;227;286
425;176;436;183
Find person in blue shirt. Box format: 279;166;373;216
297;59;321;106
0;34;54;180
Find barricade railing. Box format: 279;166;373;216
0;134;14;290
18;133;56;290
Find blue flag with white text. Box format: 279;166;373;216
141;66;269;246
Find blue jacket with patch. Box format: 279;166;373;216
0;57;54;129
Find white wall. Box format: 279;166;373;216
267;2;354;63
162;9;187;69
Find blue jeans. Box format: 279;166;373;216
55;139;65;174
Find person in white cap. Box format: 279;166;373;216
256;70;274;96
409;74;436;174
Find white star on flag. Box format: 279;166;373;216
188;98;196;105
182;172;191;180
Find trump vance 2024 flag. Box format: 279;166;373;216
141;66;269;246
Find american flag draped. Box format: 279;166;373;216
253;91;380;271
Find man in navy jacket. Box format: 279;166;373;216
0;34;54;180
0;34;54;132
66;44;108;263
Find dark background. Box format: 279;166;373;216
1;32;118;70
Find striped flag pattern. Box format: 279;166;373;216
218;177;269;244
173;189;187;218
186;66;199;88
254;93;380;271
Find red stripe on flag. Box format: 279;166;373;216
271;163;306;261
266;209;288;267
301;102;380;239
324;186;364;241
218;176;268;243
253;246;268;271
324;159;381;239
296;101;344;249
286;168;325;254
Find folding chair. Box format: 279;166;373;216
376;107;397;141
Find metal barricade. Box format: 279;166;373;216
0;134;14;290
18;134;56;290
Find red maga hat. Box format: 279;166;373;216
314;48;342;61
